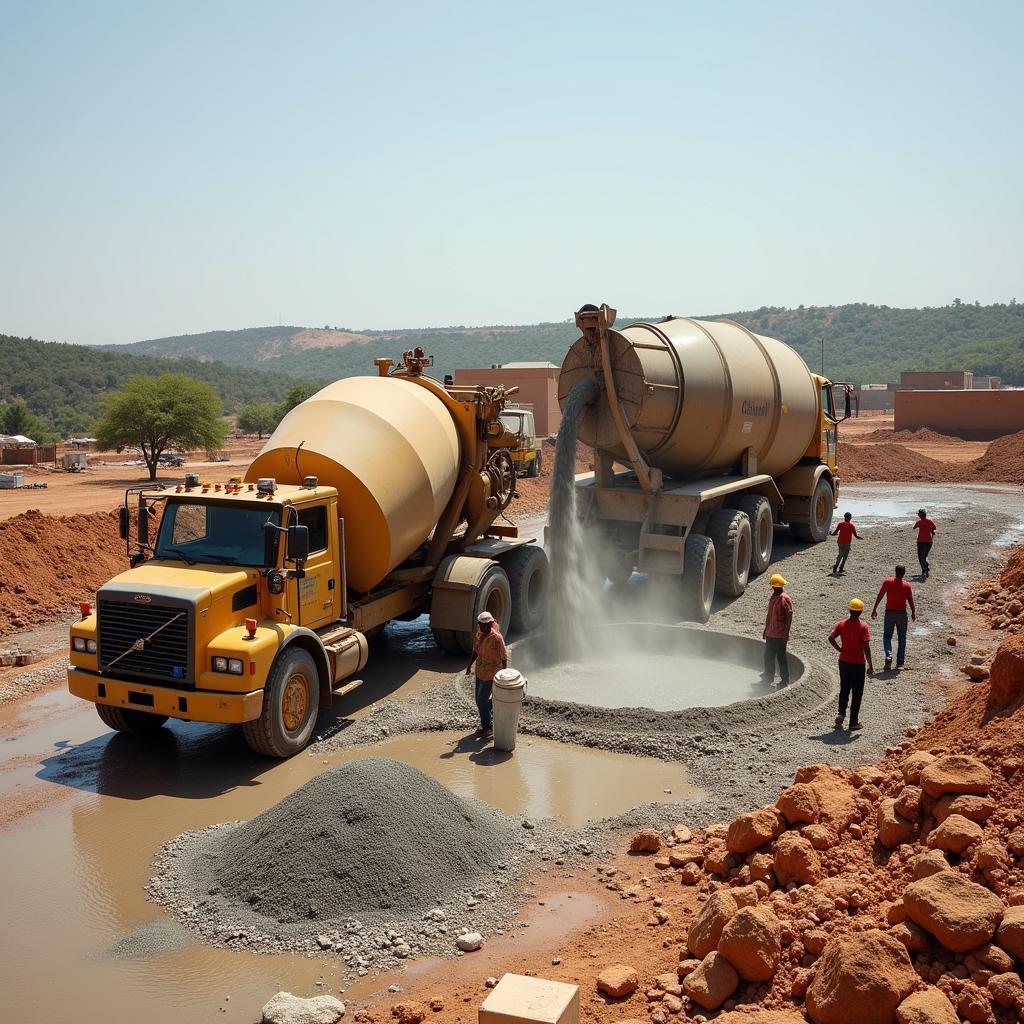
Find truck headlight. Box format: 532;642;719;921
86;639;97;654
212;657;245;675
72;637;86;652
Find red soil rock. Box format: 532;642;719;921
0;509;126;635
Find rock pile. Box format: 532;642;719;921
621;734;1024;1023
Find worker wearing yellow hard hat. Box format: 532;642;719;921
828;596;874;732
762;574;793;688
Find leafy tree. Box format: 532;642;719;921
236;401;277;438
1;400;57;443
273;382;319;424
96;375;229;480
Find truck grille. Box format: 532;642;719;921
98;599;193;686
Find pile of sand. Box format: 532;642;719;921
853;427;957;443
514;439;592;516
0;509;126;634
191;758;520;925
843;430;1024;484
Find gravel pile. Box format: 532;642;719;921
149;758;536;968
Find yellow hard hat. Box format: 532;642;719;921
849;598;864;612
770;574;786;588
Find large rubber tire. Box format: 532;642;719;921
790;476;835;543
706;509;753;597
431;627;463;654
243;646;319;758
504;545;550;635
681;534;716;623
96;704;168;733
733;495;773;575
527;452;541;478
456;565;512;654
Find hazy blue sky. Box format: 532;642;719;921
2;1;1021;344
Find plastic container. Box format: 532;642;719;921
491;668;528;752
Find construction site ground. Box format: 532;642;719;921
2;427;1024;1023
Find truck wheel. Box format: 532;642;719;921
456;565;512;653
505;545;550;635
528;452;541;478
96;704;168;733
681;535;716;623
733;495;773;574
243;647;319;758
431;627;463;654
790;476;834;543
706;509;752;597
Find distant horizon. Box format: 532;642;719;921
18;293;1019;349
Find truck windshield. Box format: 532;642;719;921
500;413;524;436
154;501;281;567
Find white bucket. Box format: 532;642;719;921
491;668;527;752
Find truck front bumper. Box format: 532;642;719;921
68;668;264;724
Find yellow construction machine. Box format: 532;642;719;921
69;349;549;756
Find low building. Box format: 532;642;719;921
454;362;561;436
899;370;974;390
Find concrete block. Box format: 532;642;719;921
480;974;579;1024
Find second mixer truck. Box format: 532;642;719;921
560;303;851;621
67;348;550;757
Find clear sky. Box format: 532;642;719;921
2;1;1021;344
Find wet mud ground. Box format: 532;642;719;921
0;484;1020;1022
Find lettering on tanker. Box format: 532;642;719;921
740;400;769;416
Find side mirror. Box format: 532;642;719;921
286;524;310;562
844;390;851;421
118;506;129;540
263;521;279;567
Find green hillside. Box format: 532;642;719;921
117;301;1024;386
0;334;311;438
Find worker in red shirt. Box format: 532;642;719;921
761;574;793;686
913;508;937;578
828;598;874;731
829;512;861;575
871;565;917;671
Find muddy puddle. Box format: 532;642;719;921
522;653;772;710
0;684;687;1024
834;497;964;524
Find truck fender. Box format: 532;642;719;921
430;554;499;632
278;627;333;709
777;464;834;523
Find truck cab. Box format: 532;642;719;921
68;477;365;757
499;407;543;477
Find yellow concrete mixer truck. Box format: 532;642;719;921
560;304;852;621
67;349;549;756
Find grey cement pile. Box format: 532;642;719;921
148;757;534;968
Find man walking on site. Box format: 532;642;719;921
913;508;937;578
762;574;793;686
465;611;507;738
828;598;874;732
871;564;916;672
830;512;861;575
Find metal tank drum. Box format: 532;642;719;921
246;376;460;592
558;316;820;480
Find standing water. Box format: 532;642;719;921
547;377;603;660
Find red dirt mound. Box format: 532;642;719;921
514;440;592;517
841;444;965;483
968;431;1024;485
0;509;127;635
854;427;957;444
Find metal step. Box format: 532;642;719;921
333;678;364;698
